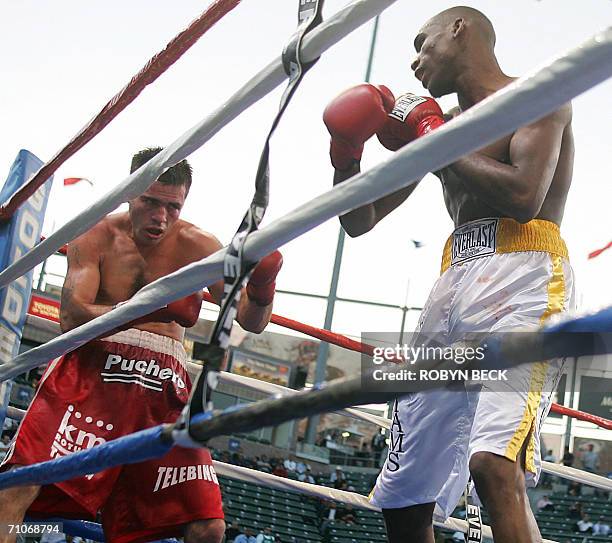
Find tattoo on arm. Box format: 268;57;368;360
71;246;82;266
60;281;74;309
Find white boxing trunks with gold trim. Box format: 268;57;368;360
369;218;575;521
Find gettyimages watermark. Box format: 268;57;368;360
371;342;487;365
360;331;612;394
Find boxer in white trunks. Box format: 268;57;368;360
324;6;575;543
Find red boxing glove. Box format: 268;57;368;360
323;83;395;170
246;250;283;307
377;93;444;151
127;292;204;329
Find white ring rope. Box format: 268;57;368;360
541;461;612;492
214;366;391;428
2;26;610;383
5;406;23;421
213;461;559;543
0;0;397;289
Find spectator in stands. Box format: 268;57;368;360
272;460;288;478
256;526;275;543
593;516;611;536
336;504;357;525
231;452;246;467
536;495;555;511
1;417;17;439
256;455;272;472
329;466;345;486
319;501;337;537
234;527;257;543
581;443;600;473
298;467;315;484
324;502;337;521
568;502;583;520
0;434;11;462
354;442;370;464
296;461;307;476
562;445;575;467
540;448;556;487
221;450;232;464
568;480;582;497
371;430;386;465
314;497;325;516
543;449;556;463
283;458;297;473
575;513;593;533
242;455;257;470
334;479;356;493
226;520;242;542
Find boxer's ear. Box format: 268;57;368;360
452;17;466;39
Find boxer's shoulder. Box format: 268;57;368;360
68;214;117;259
174;220;223;261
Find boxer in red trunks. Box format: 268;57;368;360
0;147;282;543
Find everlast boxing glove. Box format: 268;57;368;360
377;93;444;151
323;83;395;170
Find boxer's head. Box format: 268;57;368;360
411;6;496;98
128;147;192;245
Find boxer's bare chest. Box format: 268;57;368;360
95;232;182;305
439;135;512;226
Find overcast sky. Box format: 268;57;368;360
0;0;610;341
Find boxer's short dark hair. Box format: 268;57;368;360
130;146;192;193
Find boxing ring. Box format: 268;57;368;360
0;0;611;541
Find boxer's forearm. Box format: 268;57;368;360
59;300;113;332
372;182;420;222
236;296;272;334
334;165;376;237
335;166;421;236
448;153;540;222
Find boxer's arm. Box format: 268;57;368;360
238;251;282;334
208;269;274;335
60;231;109;332
334;165;376;237
334;165;421;237
446;108;569;223
184;227;273;334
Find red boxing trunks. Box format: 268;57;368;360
1;329;223;543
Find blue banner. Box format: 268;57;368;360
0;150;53;428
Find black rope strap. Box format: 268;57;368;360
465;481;483;543
175;0;325;446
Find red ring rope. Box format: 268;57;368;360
549;403;612;430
